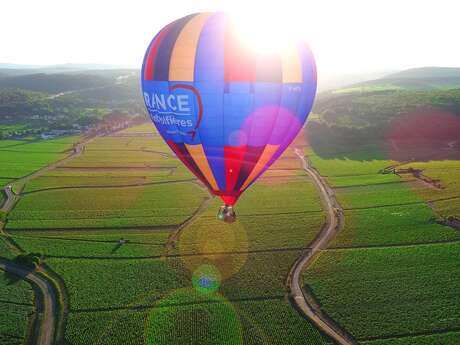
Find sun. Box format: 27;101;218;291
227;9;304;55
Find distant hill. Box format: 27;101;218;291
0;69;139;94
384;67;460;79
0;63;136;78
336;67;460;92
317;70;397;92
309;69;460;153
0;73;113;94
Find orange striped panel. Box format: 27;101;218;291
281;45;302;83
185;143;219;191
169;13;211;81
241;144;279;190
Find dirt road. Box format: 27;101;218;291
288;148;358;345
0;259;56;345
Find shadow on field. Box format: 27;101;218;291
3;257;35;285
111;239;128;253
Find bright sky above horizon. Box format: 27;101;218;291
2;0;459;76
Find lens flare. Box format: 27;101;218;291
385;108;460;161
192;264;221;294
179;210;249;282
145;288;242;345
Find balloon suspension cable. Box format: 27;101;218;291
217;205;236;223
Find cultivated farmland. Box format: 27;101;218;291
1;124;332;345
0;136;78;184
302;144;460;344
0;270;35;345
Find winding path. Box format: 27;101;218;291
288;149;358;345
0;259;56;345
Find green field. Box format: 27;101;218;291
2;124;332;344
397;160;460;217
0;136;78;179
7;183;206;230
0;270;35;345
303;145;460;344
363;331;460;345
9;229;171;258
4;118;458;344
303;242;460;341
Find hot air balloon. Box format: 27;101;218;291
141;12;316;222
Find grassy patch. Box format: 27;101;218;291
47;257;188;311
398;160;460;217
64;296;332;345
8;183;206;230
336;183;422;209
331;204;459;248
0;270;35;344
303;242;460;340
0;137;77;178
363;330;460;345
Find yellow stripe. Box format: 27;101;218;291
241;144;279;190
169;13;211;81
281;45;302;83
185;144;219;191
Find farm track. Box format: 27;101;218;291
0;258;57;345
288;148;358;345
162;194;214;257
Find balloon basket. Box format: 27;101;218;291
217;205;236;223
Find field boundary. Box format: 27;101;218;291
20;178;196;195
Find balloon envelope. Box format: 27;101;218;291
141;12;316;206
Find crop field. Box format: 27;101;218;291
38;171;330;343
47;257;189;310
327;173;404;188
65;298;329;345
302;145;460;344
0;237;16;259
176;180;324;254
63;150;178;168
307;146;396;177
0;270;35;345
0;124;336;344
2;119;459;345
0;136;78;180
8;228;171;258
331;204;459;247
303;242;460;341
363;331;460;345
0;190;5;205
7;182;206;230
397;160;460;217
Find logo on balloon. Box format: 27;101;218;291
143;84;203;139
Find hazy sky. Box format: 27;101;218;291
2;0;459;75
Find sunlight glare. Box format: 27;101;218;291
228;9;304;55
